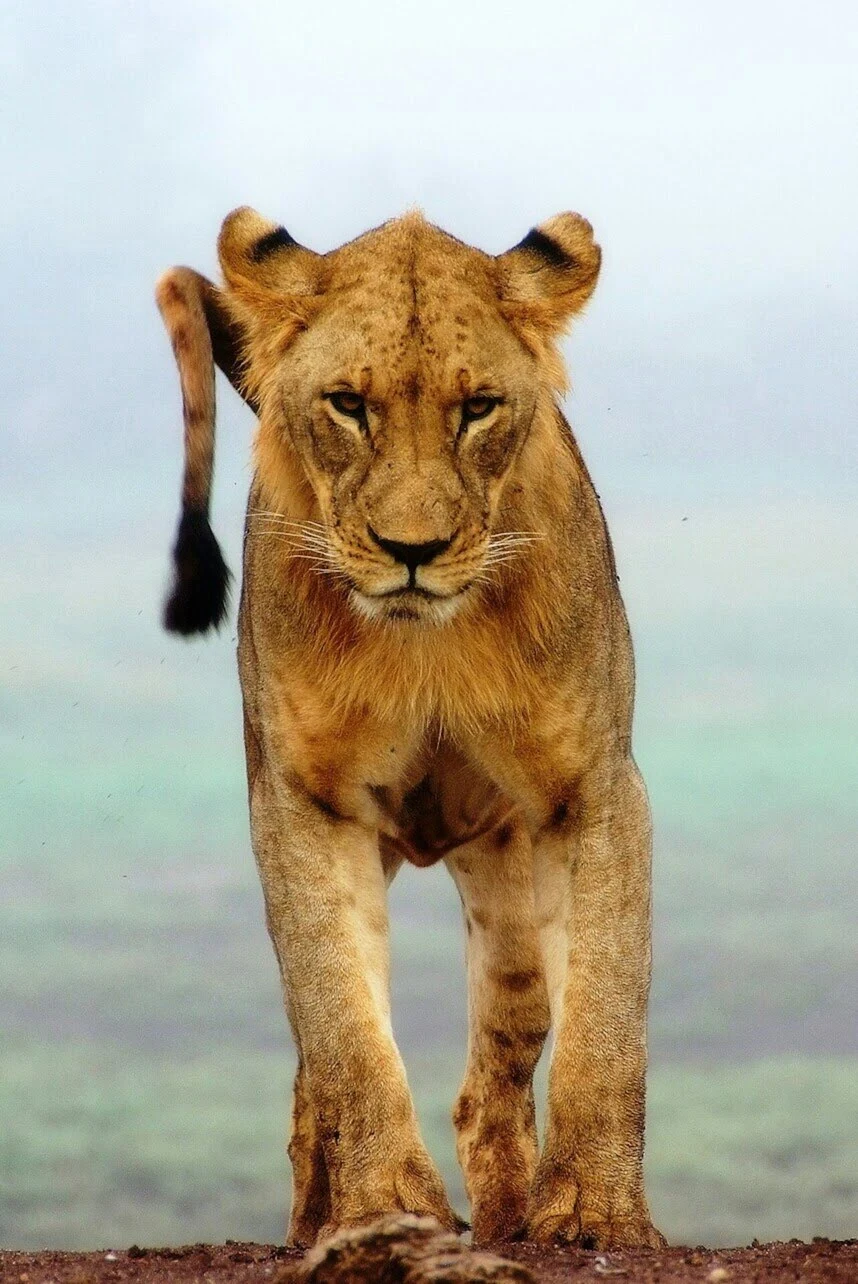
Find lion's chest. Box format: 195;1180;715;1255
260;671;513;864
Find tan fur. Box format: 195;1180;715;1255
157;207;665;1250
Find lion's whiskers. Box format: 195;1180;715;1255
249;517;538;595
248;509;327;530
248;521;358;589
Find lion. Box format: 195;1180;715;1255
155;206;665;1252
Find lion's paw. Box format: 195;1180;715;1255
525;1178;665;1250
576;1216;667;1251
524;1207;666;1250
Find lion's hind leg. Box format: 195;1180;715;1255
445;819;550;1244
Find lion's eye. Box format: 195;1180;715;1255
462;395;499;425
327;391;365;419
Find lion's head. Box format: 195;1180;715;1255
218;208;600;625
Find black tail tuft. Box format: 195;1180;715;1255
163;506;231;635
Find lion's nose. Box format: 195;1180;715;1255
368;527;453;574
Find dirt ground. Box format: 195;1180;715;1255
3;1235;857;1284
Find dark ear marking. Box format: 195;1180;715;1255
514;227;577;270
250;226;297;262
163;505;231;636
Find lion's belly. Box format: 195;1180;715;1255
374;753;517;869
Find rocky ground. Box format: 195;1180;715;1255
2;1217;856;1284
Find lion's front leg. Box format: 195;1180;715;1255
525;756;666;1250
285;1056;331;1246
250;767;458;1244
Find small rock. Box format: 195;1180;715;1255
104;1252;118;1262
294;1214;533;1284
707;1269;731;1282
594;1256;627;1276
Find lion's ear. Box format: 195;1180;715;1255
217;206;323;299
497;213;601;336
216;208;325;407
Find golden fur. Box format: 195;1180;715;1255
157;207;665;1250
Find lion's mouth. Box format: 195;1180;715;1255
383;586;444;601
350;583;469;624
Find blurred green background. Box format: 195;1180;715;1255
2;0;856;1253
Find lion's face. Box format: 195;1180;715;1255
221;209;600;624
281;244;539;623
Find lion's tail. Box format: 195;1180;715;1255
155;267;231;635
